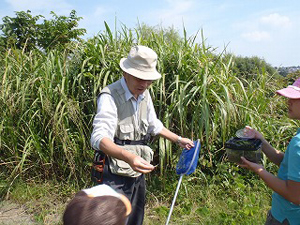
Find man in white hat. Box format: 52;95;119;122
90;45;194;225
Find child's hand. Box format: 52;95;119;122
245;126;265;141
239;156;265;174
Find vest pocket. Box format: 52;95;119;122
108;145;153;177
140;119;149;136
109;157;140;177
109;145;141;177
119;124;134;140
140;145;153;162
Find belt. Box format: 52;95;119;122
114;137;148;146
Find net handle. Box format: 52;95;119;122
165;174;183;225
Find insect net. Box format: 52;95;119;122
166;139;201;225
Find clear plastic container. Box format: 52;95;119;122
225;137;262;163
236;128;255;139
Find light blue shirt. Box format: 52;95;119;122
271;128;300;225
90;77;163;150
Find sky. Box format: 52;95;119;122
0;0;299;67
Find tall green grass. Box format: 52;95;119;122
2;22;300;225
0;22;298;191
145;164;272;225
0;46;92;187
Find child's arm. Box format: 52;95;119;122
240;157;300;205
260;139;284;166
257;167;300;205
245;126;284;166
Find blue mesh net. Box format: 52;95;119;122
176;140;201;175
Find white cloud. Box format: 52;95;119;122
234;12;293;44
94;7;106;17
260;13;292;28
145;0;195;28
166;0;194;11
241;31;270;42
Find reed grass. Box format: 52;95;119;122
0;22;298;189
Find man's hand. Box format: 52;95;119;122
128;155;155;174
178;137;194;150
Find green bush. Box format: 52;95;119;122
0;21;298;185
1;19;299;224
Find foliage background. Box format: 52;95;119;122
1;11;300;224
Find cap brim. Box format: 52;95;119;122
120;58;161;81
119;194;132;216
276;87;300;99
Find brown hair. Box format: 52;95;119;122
63;191;127;225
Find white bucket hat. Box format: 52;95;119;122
120;45;161;80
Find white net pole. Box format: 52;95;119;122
165;174;183;225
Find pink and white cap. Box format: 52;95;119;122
276;77;300;99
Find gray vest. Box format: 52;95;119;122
101;79;149;141
100;79;153;177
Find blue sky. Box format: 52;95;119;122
1;0;299;67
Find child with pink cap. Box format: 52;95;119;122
240;77;300;225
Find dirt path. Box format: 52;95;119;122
0;200;37;225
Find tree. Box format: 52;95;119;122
37;10;86;51
136;23;182;45
0;10;43;50
229;55;279;79
0;10;86;51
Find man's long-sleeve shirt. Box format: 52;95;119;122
90;77;163;150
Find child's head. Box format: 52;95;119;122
63;184;131;225
276;77;300;120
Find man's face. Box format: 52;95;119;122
124;72;153;98
287;98;300;119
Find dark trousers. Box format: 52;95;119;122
101;160;145;225
265;211;290;225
